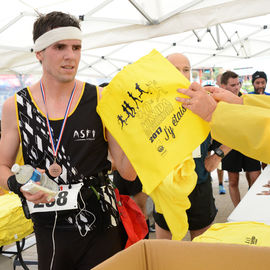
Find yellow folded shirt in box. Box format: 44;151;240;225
97;49;209;194
193;221;270;247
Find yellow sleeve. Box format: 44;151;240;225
210;101;270;164
243;94;270;109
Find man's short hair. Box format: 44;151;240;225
220;71;239;85
33;11;81;43
252;71;267;84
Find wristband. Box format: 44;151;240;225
214;147;225;159
7;175;24;197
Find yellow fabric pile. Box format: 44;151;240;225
0;193;33;246
193;221;270;247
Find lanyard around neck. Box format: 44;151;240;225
40;80;76;158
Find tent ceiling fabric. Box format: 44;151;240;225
1;0;270;80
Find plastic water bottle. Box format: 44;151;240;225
11;164;36;184
11;164;59;193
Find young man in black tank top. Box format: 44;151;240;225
0;11;136;270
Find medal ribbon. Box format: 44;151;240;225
40;80;76;158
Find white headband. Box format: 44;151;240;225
33;26;82;52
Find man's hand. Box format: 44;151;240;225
20;182;55;204
204;154;222;172
204;86;243;104
176;82;217;122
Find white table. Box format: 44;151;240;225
227;165;270;225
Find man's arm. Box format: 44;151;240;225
0;96;20;189
210;102;270;164
98;86;136;181
176;82;243;122
204;144;231;172
242;94;270;109
176;83;270;164
107;130;136;181
0;96;53;203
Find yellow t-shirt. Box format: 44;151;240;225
193;221;270;247
97;49;209;239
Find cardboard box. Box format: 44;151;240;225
93;239;270;270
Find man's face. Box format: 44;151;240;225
175;63;191;81
36;39;81;83
167;55;191;80
253;78;266;94
221;77;240;95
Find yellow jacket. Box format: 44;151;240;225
210;94;270;163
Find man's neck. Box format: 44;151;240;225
31;77;83;119
40;76;76;98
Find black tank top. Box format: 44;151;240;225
16;82;111;185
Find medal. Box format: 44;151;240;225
40;81;77;177
49;157;62;177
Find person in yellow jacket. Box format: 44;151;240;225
176;82;270;163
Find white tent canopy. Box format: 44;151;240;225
1;0;270;81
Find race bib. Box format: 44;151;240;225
27;183;83;214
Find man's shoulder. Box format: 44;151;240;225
3;87;29;112
1;95;17;120
3;95;16;107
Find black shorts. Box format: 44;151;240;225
113;170;142;196
34;223;127;270
222;150;261;172
153;176;217;231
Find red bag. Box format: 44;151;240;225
114;188;148;248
